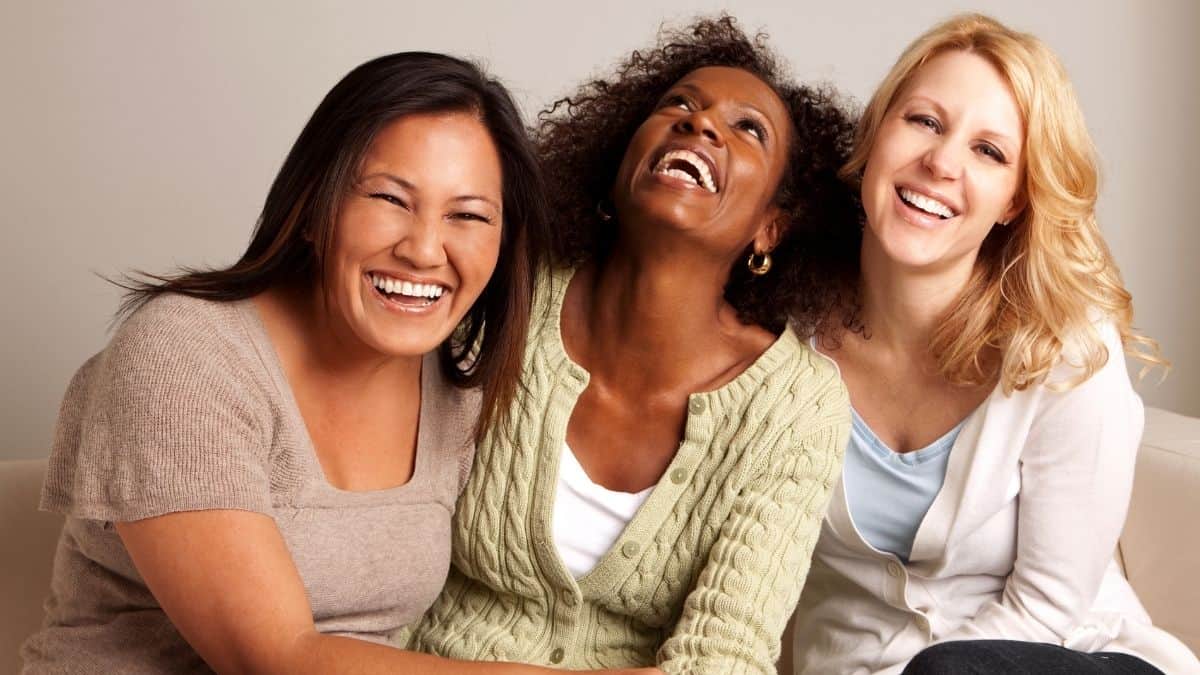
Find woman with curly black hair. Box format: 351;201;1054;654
406;16;859;673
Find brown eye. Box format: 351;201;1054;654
736;118;767;142
907;114;942;133
976;143;1007;164
662;94;692;111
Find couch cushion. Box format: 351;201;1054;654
1119;407;1200;657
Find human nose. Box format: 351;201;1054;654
922;137;964;180
393;213;447;268
674;109;725;147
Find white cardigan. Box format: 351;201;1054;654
791;325;1199;674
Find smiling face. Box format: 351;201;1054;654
861;50;1024;275
322;112;503;359
611;66;792;259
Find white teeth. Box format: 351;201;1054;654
370;274;446;300
899;188;955;218
664;168;696;184
654;149;717;192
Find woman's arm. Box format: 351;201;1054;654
932;325;1143;645
87;300;653;675
656;400;849;675
119;509;660;675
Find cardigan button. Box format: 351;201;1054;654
550;647;565;664
562;589;577;606
670;467;688;484
621;541;641;558
688;398;707;414
887;562;902;577
915;616;930;632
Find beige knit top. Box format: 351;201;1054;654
22;294;478;674
406;266;850;674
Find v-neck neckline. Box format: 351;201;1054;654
235;297;437;504
809;335;993;564
534;266;802;597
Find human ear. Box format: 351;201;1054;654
752;207;785;253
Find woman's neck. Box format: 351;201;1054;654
568;241;757;393
857;236;975;359
259;282;422;394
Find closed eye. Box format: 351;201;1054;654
370;192;409;209
451;212;493;224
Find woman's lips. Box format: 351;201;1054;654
365;273;447;314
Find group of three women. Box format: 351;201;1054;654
22;11;1198;675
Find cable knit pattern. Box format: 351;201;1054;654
406;266;849;674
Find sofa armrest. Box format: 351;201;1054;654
1119;406;1200;657
0;458;63;675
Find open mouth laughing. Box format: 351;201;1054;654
653;148;718;193
896;187;959;220
368;272;449;311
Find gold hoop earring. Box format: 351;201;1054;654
596;199;613;222
747;251;772;276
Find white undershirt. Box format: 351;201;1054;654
551;443;653;579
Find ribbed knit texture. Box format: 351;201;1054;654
407;266;849;674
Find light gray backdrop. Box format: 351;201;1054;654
2;1;1197;459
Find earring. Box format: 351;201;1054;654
747;251;772;276
596;199;613;222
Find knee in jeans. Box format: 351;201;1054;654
902;641;985;675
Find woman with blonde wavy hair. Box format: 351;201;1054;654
787;13;1199;674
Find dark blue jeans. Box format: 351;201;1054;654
901;640;1164;674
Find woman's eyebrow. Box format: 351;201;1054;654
360;172;416;192
673;81;772;122
450;195;500;210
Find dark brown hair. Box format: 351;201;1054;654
536;15;861;335
116;52;549;438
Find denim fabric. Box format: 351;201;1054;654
902;640;1165;675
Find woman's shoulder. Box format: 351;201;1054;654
43;294;279;521
1038;316;1133;392
88;293;276;425
113;293;251;350
755;327;845;398
530;264;574;318
518;263;577;359
105;293;268;380
717;328;849;484
725;326;850;432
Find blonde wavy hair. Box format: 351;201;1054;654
840;13;1165;392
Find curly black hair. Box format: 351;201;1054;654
536;14;862;336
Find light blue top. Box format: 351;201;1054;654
843;409;966;562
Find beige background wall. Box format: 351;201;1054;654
2;1;1197;459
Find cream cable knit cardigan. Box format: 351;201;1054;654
406;267;850;674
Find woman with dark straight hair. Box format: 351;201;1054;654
114;51;543;439
22;52;648;675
